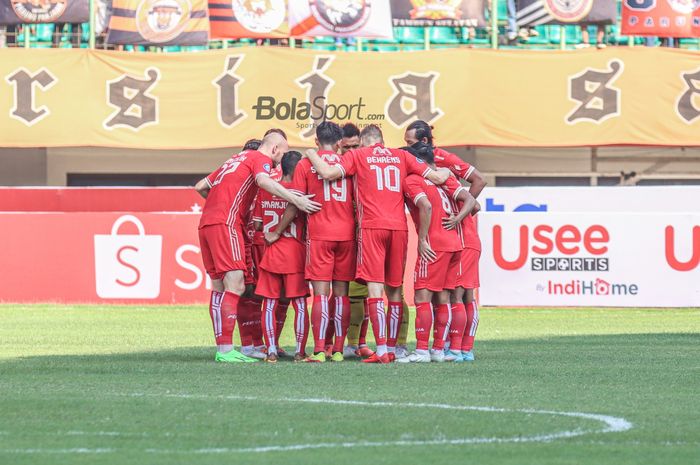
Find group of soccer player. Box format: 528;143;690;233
195;119;485;364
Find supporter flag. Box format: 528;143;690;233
289;0;393;39
107;0;209;45
209;0;289;39
516;0;616;27
390;0;486;27
621;0;700;37
0;0;88;25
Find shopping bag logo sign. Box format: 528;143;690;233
94;215;162;299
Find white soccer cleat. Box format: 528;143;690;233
394;345;409;359
241;347;267;360
396;350;431;363
430;349;445;363
343;345;359;358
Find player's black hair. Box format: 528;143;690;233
264;128;288;140
341;122;360;139
243;138;261;151
360;124;383;143
403;141;434;165
316;121;343;146
406;120;434;145
281;151;302;177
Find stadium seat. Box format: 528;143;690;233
81;22;90;43
34;24;53;43
401;44;425;51
162;46;181;52
429;27;460;45
395;26;424;44
372;44;400;52
526;25;550;45
548;25;582;45
310;43;336;51
182;45;209;52
467;28;491;46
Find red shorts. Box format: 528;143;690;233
306;239;356;282
458;248;481;289
415;251;461;292
199;223;248;281
357;229;408;287
255;269;308;299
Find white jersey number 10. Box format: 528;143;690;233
370;165;401;192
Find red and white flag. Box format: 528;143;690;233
289;0;393;38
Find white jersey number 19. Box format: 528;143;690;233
323;178;347;202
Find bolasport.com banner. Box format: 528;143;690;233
478;212;700;307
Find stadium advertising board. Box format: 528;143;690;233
479;213;700;307
3;48;700;148
0;0;88;25
621;0;700;38
390;0;486;27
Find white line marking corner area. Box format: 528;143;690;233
2;394;633;455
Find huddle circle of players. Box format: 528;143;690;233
195;120;485;364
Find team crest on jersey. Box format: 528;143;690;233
233;0;286;33
409;0;463;20
263;163;271;172
136;0;191;43
10;0;68;22
543;0;593;22
310;0;371;33
667;0;700;14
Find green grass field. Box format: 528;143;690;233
0;304;698;465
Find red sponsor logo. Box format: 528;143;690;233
493;224;609;270
665;225;700;271
541;278;639;296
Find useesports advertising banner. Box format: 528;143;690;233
390;0;486;27
621;0;700;38
478;212;700;307
107;0;210;45
516;0;616;27
3;48;700;148
0;0;88;25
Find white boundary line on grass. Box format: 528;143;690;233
0;394;633;455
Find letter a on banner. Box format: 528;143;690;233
385;71;443;128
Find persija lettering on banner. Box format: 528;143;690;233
621;0;700;37
479;212;700;307
0;212;419;305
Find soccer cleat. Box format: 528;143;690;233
265;353;278;363
277;348;289;358
430;349;445;363
305;352;326;363
343;345;359;358
462;351;475;362
215;350;258;363
396;350;431;363
444;350;463;362
293;352;307;362
241;347;267;360
331;352;344;362
388;352;396;363
395;345;409;359
361;353;390;364
356;345;375;358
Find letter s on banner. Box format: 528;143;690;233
175;244;203;291
94;215;162;298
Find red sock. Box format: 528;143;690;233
218;291;239;346
208;291;224;344
292;297;309;354
358;298;369;346
461;300;479;352
432;303;451;350
311;295;330;353
261;298;278;354
275;300;288;342
386;301;403;350
333;296;351;353
237;297;258;347
414;302;433;350
449;303;467;351
324;296;335;349
367;297;387;351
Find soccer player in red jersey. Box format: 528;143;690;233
398;145;476;363
305;124;451;363
270;122;357;363
194;132;320;363
253;151;310;363
405;121;487;362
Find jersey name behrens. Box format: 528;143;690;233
366;156;400;164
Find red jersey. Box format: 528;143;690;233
251;165;283;246
291;151;355;241
199;150;272;229
338;143;431;231
403;175;462;252
254;181;306;274
433;147;481;251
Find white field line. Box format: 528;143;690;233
0;393;633;455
